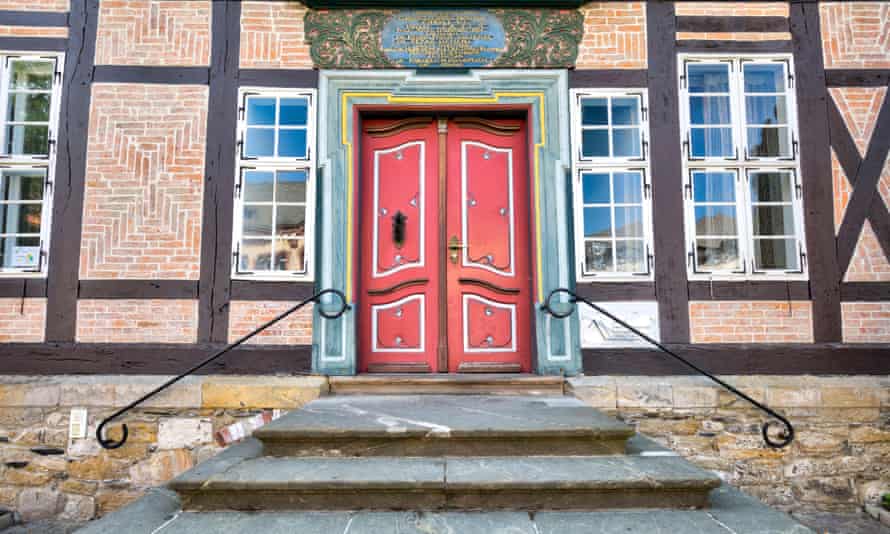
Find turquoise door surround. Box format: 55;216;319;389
312;69;581;376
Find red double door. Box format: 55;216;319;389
358;116;533;373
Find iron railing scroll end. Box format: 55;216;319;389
94;289;349;450
541;287;795;450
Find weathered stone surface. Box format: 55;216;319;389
157;418;212;450
0;381;60;408
95;488;143;516
68;455;126;481
850;426;890;443
201;377;326;409
673;387;719;408
765;387;822;408
17;487;62;521
820;387;881;408
60;494;95;521
4;466;54;486
129;449;194;487
793;477;857;505
617;384;672;408
60;479;98;496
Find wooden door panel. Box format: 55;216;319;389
359;119;439;372
461;142;515;275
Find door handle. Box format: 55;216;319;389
447;235;465;265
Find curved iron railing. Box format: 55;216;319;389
541;288;794;449
96;289;349;449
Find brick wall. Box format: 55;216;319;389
0;26;67;38
688;301;814;344
240;1;312;69
675;32;791;42
0;0;68;11
0;299;46;343
75;300;198;343
95;0;211;66
228;302;314;345
674;2;789;17
842;302;890;343
575;2;646;69
80;84;207;280
821;2;890;69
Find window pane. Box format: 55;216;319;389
611;97;639;125
247;97;276;126
242;205;273;236
752;205;795;236
279;98;308;126
276;205;306;237
7;93;50;122
2;170;44;201
688;64;729;93
613;172;642;204
240;238;272;271
750;172;792;203
581;129;608;157
693;171;735;202
274;238;305;272
690;127;734;158
585;240;612;272
9;61;52;90
744;64;785;93
689;96;731;125
244;128;274;158
746;95;786;125
5;125;49;155
583;207;611;238
242;171;273;202
278;129;307;158
581;98;608;125
0;235;40;269
614;206;643;237
747;127;789;157
616;240;645;272
696;238;740;271
277;170;308;203
754;238;797;270
695;206;737;236
612;128;640;158
581;172;610;204
1;203;41;234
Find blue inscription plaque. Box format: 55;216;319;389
382;10;506;68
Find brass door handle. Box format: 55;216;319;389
448;235;465;264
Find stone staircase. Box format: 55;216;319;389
79;393;812;533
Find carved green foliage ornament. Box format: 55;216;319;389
304;9;583;69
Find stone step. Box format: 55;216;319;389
254;395;634;456
168;455;721;512
327;374;565;396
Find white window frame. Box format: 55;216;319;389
0;52;63;277
232;87;316;281
571;88;653;281
679;54;807;280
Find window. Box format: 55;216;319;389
233;88;315;278
680;55;805;278
571;90;652;279
0;55;62;274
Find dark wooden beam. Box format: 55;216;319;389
77;280;199;299
676;16;788;34
791;2;842;343
568;69;648;88
575;282;656;301
238;69;319;87
582;344;890;375
93;66;209;85
826;69;890;87
44;0;97;342
647;1;690;343
840;282;890;302
0;279;47;298
0;10;68;26
230;281;316;301
197;0;241;343
0;343;312;375
687;281;810;301
0;37;67;51
676;40;792;53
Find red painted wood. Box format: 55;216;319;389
446;119;532;372
358;119;439;372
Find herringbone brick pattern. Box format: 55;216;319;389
0;299;45;342
240;1;312;69
821;2;890;68
95;0;211;66
576;2;646;69
675;2;789;17
845;220;890;282
832;149;852;232
76;299;198;343
80;84;207;280
830;87;888;157
689;301;814;344
228;301;314;345
0;0;67;11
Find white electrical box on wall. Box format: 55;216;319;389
69;408;87;440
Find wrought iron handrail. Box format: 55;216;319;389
96;289;349;449
541;288;794;449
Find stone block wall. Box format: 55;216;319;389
688;301;815;344
0;375;327;521
571;376;890;513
